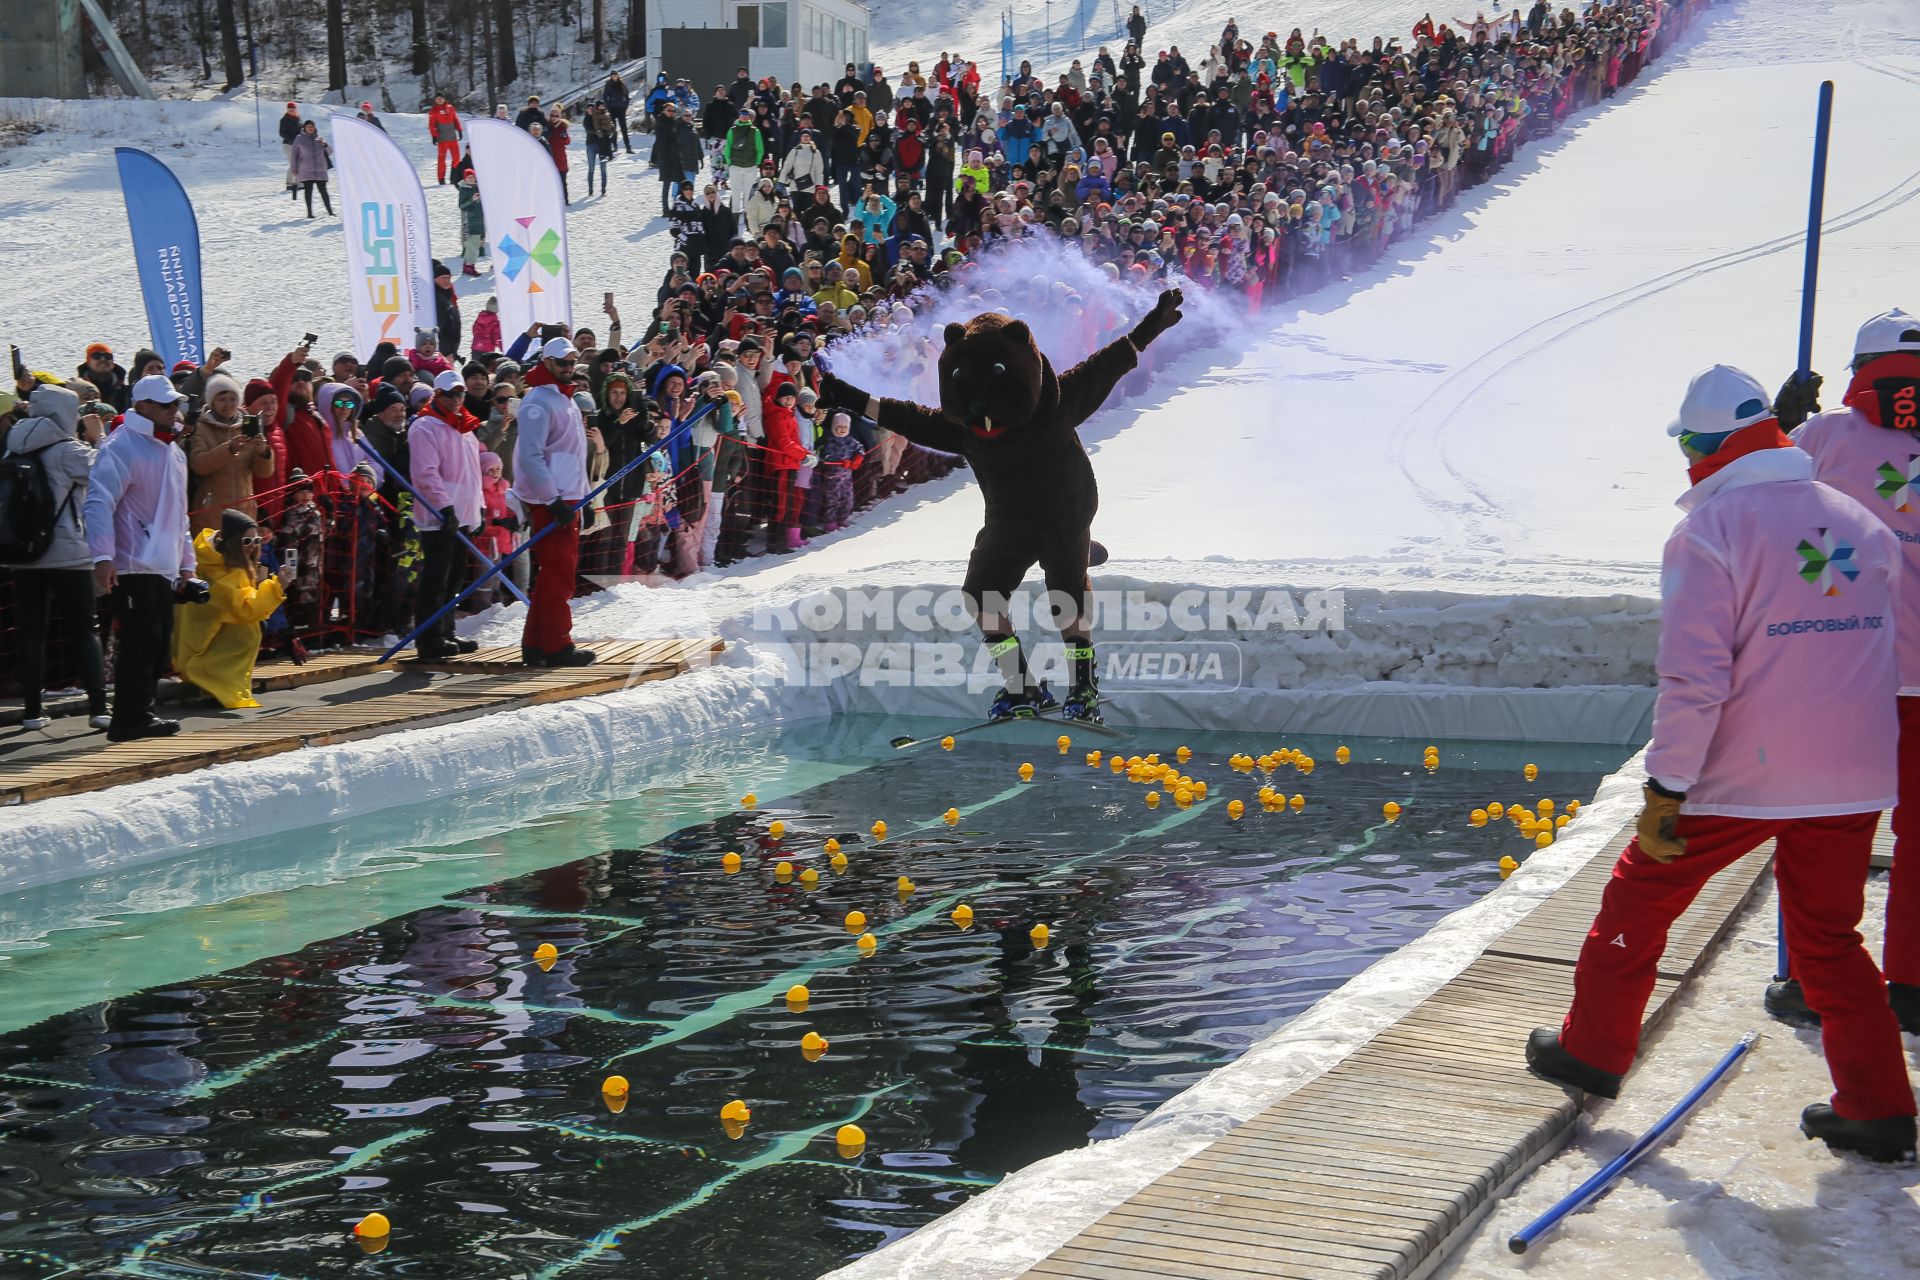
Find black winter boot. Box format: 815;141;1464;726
1801;1104;1917;1163
1764;978;1822;1030
1525;1027;1622;1099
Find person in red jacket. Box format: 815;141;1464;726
269;344;334;487
428;93;464;184
760;379;811;551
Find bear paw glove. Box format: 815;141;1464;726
1128;288;1186;351
818;371;871;417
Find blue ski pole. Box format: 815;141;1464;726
379;400;718;663
1780;80;1835;982
350;431;528;606
1509;1032;1758;1255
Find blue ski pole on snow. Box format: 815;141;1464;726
1779;80;1835;983
1508;1032;1758;1254
352;431;529;606
379;399;719;663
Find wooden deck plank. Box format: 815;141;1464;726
2;639;720;805
1017;815;1746;1280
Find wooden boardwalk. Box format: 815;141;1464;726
0;638;720;806
1020;820;1776;1280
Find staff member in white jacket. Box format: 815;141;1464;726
512;338;597;668
85;375;199;741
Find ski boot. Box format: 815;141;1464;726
1062;679;1102;724
987;681;1058;722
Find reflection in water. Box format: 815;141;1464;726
0;730;1628;1278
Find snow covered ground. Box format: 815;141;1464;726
1438;877;1920;1280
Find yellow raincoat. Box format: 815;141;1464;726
172;528;286;709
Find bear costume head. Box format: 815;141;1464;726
939;311;1055;440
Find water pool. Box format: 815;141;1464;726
0;717;1634;1279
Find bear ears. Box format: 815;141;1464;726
943;316;1032;348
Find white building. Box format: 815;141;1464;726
650;0;870;92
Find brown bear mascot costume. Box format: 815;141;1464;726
818;287;1185;724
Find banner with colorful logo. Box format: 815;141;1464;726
465;117;572;338
330;115;436;358
113;147;205;370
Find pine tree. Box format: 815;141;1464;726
627;0;644;58
493;0;516;85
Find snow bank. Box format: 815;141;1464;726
820;750;1649;1280
0;644;828;893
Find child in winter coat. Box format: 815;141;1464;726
813;412;863;532
761;380;810;551
471;298;502;355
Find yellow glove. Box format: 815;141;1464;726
1635;784;1688;863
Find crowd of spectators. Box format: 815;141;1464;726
1;0;1703;730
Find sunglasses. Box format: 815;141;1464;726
239;535;263;547
551;359;578;369
494;395;513;405
333;397;358;409
89;352;113;361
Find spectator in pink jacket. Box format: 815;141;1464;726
407;371;485;660
1780;308;1920;1038
1528;364;1916;1164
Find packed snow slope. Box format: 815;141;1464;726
4;0;1917;616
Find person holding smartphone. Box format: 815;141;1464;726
187;371;276;532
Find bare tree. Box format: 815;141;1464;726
493;0;516;87
411;0;430;75
216;0;244;88
191;0;213;80
326;0;348;90
627;0;644;58
592;0;604;65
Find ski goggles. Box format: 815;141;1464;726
1676;428;1737;457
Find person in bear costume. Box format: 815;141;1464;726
817;288;1185;723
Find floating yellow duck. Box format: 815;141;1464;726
870;820;887;839
1470;809;1488;826
1176;746;1192;764
1524;763;1539;781
722;851;743;873
798;867;820;887
801;1031;829;1057
769;820;786;839
533;943;558;971
1030;923;1051;948
774;861;795;879
1228;799;1245;819
1383;801;1402;820
856;932;878;954
824;837;842;856
1145;791;1161;808
1488;802;1505;819
1289;794;1305;811
1336;746;1351;763
741;793;757;808
721;1099;751;1123
786;984;810;1010
830;851;849;872
1057;735;1072;753
354;1212;391;1242
951;904;974;928
940;736;955;751
896;877;916;896
845;910;867;933
1018;763;1035;781
836;1123;867;1158
943;807;961;824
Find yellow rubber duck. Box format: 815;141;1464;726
870;820;887;839
943;807;961;824
830;851;849;872
742;793;757;808
940;736;955;751
1029;923;1051;948
768;820;786;839
1524;763;1539;781
896;876;916;896
774;861;794;879
798;867;820;887
1176;745;1192;763
856;932;877;954
1145;791;1161;808
801;1031;829;1055
844;910;867;933
1057;735;1072;753
825;837;842;856
1018;763;1035;781
1488;802;1505;819
785;984;810;1009
1227;799;1245;819
602;1074;630;1098
533;943;558;971
1469;809;1488;826
354;1212;391;1240
722;851;743;873
1335;746;1351;763
1383;801;1402;820
721;1099;751;1123
951;904;974;928
1289;794;1304;811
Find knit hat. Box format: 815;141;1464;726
287;467;314;491
244;377;276;406
480;451;503;471
773;380;799;401
333;351;358;369
218;508;257;542
366;383;408;416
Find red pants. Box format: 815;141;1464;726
772;469;803;529
436;139;462;182
1563;811;1914;1120
1887;695;1920;985
522;505;580;656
